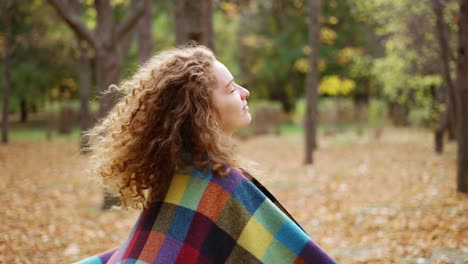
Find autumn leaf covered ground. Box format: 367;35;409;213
0;128;466;263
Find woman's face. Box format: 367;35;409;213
212;60;251;135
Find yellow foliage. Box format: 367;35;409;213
220;2;239;18
293;58;327;73
50;87;60;99
241;35;258;48
338;55;349;65
319;75;356;96
328;16;339;25
294;58;309;73
338;47;363;65
111;0;127;7
241;35;273;49
320;27;337;45
62;78;78;92
293;0;304;8
318;59;327;72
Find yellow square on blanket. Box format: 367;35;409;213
238;216;274;259
164;174;190;205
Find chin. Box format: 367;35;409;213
236;120;251;132
244;115;252;125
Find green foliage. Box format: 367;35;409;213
247;99;283;119
293;97;306;127
409;107;434;127
293;97;356;128
0;0;78;113
235;0;370;112
351;0;458;127
152;7;175;51
3;0;458;132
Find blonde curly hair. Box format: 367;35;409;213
85;46;238;209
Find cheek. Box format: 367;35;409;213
220;105;236;122
217;98;235;114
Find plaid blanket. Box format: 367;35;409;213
76;168;336;263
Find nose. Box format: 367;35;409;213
240;86;250;99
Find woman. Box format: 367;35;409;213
78;46;336;264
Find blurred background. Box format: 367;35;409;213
1;0;467;263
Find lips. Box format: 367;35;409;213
242;104;248;110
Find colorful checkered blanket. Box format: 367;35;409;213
76;168;336;263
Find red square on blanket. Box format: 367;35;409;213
197;182;230;221
139;232;166;263
175;244;200;264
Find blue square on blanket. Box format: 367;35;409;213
232;180;265;215
190;168;213;181
167;206;196;242
275;220;309;255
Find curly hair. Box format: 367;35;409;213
85;46;239;209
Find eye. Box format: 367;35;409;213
230;83;236;93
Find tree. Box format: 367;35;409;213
47;0;150;210
305;0;321;164
0;2;76;126
47;0;149;119
432;0;458;153
1;0;15;144
432;0;458;141
175;0;215;51
457;0;468;193
137;0;153;63
352;0;460;148
77;39;92;153
235;0;369;114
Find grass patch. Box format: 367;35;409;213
9;123;81;142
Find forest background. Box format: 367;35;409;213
1;0;467;263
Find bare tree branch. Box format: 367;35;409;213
115;0;148;42
46;0;97;49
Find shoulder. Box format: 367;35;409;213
209;166;256;194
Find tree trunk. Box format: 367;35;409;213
432;0;457;141
175;0;215;51
435;129;444;153
47;0;148;120
305;0;321;165
95;0;120;119
434;109;447;154
388;101;409;126
102;192;121;210
457;0;468;193
138;0;153;63
96;46;123;119
353;94;368;136
2;0;14;144
67;1;93;153
447;117;456;140
433;84;448;154
47;0;149;210
270;80;293;114
20;98;28;123
78;41;92;153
